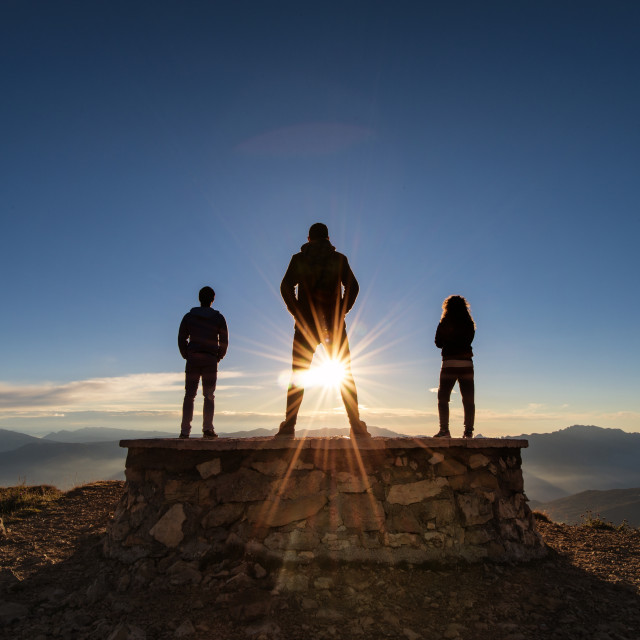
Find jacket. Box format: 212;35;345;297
281;238;359;336
178;306;229;361
435;318;474;360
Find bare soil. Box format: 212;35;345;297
1;481;640;640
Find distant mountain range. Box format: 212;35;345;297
1;425;640;516
531;488;640;527
514;424;640;502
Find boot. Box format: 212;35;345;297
274;420;296;439
349;419;371;439
433;427;451;438
463;427;474;439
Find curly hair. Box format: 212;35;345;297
440;295;476;328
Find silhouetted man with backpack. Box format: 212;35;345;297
275;223;370;439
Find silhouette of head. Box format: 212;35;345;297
441;295;475;326
308;222;329;241
199;286;215;306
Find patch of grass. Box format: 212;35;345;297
579;509;631;531
532;510;552;523
0;482;62;522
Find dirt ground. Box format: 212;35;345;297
1;481;640;640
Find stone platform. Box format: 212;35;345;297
105;436;546;566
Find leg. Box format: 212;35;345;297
181;363;201;436
201;362;218;434
435;368;456;436
279;328;315;434
332;325;360;427
458;367;475;436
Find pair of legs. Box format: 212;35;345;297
278;323;366;436
436;364;474;437
180;355;218;437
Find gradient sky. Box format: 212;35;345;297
1;1;639;437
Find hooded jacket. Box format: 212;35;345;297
178;306;229;361
281;238;359;336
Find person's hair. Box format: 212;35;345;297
441;295;476;328
308;222;329;240
199;286;215;306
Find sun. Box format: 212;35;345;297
305;357;347;390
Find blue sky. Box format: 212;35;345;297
1;1;639;437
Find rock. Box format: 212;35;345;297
196;458;221;479
149;504;186;547
166;560;202;585
247;495;327;527
468;453;490;469
201;502;245;528
254;563;267;579
0;602;29;624
339;494;386;530
403;629;422;640
314;576;334;590
0;517;6;537
86;575;109;604
387;478;448;505
174;619;196;637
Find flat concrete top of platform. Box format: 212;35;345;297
119;436;527;451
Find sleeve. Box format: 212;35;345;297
280;257;299;316
217;315;229;361
178;315;189;359
434;322;443;348
341;257;359;314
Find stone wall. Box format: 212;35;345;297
105;437;546;566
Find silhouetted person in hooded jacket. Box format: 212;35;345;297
178;286;228;439
275;223;370;438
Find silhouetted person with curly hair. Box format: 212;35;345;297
275;223;370;439
433;295;475;438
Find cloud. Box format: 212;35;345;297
0;371;248;412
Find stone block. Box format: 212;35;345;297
468;453;490;469
246;495;327;528
388;508;423;533
264;529;319;551
197;458;221;479
387;478;448;505
201;503;245;529
456;494;494;526
435;458;467;476
335;471;373;493
497;499;518;520
415;499;456;526
339;494;386;531
165;479;200;503
149;504;186;547
215;468;275;503
279;470;326;500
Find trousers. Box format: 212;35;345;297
181;355;218;434
437;363;475;429
285;324;360;427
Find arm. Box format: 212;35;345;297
280;257;299;316
341;257;359;314
217;315;229;361
435;322;443;348
178;316;189;359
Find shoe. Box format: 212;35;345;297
179;433;190;439
203;430;218;439
433;428;451;438
274;421;295;439
349;420;371;439
463;427;474;439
